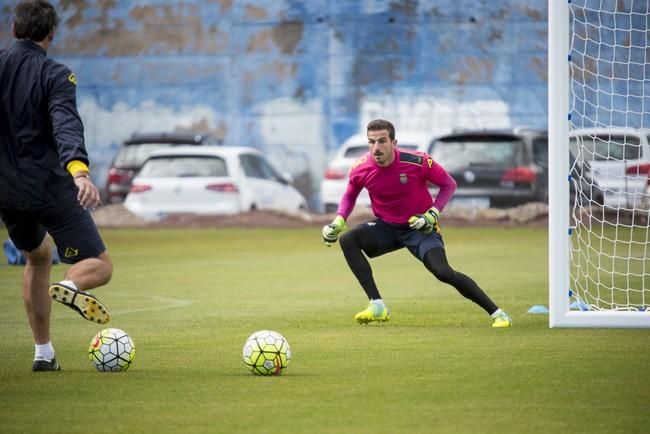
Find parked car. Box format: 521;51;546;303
427;127;549;208
569;155;605;207
320;132;434;213
124;146;307;219
569;128;650;208
105;132;220;204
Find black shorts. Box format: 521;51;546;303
362;218;444;261
1;197;105;265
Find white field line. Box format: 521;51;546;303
107;291;192;315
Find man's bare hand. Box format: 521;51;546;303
74;176;102;209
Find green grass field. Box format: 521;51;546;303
0;226;648;434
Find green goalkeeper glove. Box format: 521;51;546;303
322;215;347;246
408;207;440;234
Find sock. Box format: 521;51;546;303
371;299;385;308
34;342;55;361
59;280;78;290
490;308;504;318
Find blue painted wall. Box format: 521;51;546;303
4;0;638;209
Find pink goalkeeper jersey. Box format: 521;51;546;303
337;148;457;224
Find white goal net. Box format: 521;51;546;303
548;0;650;327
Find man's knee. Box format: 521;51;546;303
339;230;355;250
423;248;455;283
340;229;368;253
97;252;113;283
340;228;382;258
429;263;455;283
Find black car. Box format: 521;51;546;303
427;127;550;208
105;132;221;203
427;127;604;209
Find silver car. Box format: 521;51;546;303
569;128;650;209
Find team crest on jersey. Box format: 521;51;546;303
68;72;77;85
399;173;408;184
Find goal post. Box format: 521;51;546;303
548;0;571;327
548;0;650;327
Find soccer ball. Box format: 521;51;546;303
88;328;136;372
242;330;291;375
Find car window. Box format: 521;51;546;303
240;154;281;181
569;135;642;161
138;156;228;177
114;143;178;166
430;139;521;171
343;146;369;158
398;144;419;152
532;138;548;166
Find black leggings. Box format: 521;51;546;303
339;226;498;315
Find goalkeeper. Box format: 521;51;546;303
322;119;512;328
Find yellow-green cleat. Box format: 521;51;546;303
492;310;512;328
49;283;111;324
354;301;390;324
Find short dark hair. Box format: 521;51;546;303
13;1;58;42
367;119;395;140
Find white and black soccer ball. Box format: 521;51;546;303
88;328;136;372
242;330;291;375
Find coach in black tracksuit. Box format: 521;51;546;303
0;0;113;372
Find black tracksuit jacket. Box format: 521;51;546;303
0;39;89;209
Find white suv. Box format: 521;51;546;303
569;128;650;209
320;132;435;213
